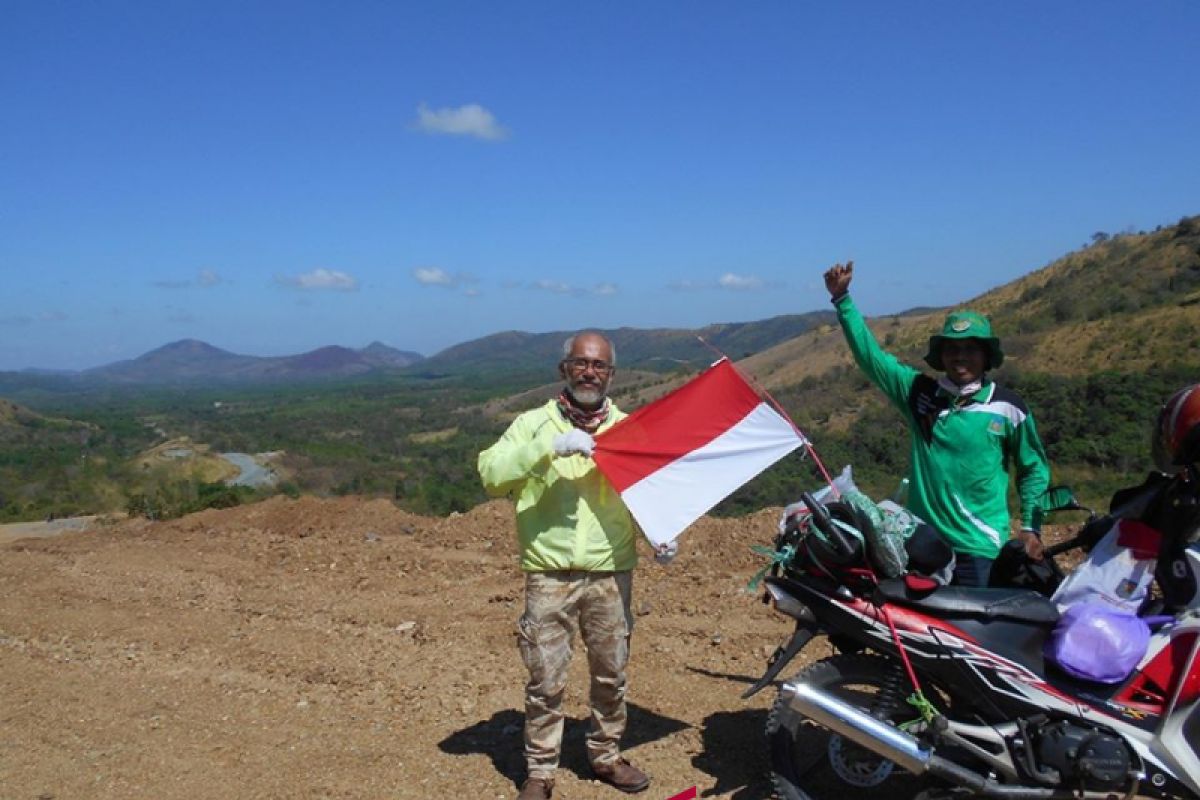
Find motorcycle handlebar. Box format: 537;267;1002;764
801;492;857;560
1043;535;1084;558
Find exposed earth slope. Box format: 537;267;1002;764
1;496;803;799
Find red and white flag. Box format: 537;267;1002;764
593;358;805;547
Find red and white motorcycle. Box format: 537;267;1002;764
745;472;1200;800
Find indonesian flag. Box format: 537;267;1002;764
593;358;806;546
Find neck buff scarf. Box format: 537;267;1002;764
556;388;610;433
938;376;984;399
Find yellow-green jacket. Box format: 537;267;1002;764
478;399;637;572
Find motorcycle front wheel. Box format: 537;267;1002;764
767;653;938;800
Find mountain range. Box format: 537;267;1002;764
3;214;1199;524
408;312;837;379
72;340;426;384
3;214;1199;391
2;313;836;387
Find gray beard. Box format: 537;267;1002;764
567;384;605;408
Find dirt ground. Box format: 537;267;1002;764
1;496;815;799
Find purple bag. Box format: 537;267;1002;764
1045;602;1150;683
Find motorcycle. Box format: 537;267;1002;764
744;473;1200;800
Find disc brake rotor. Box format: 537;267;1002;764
827;733;895;787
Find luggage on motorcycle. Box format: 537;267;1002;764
1045;601;1151;683
779;466;923;578
797;497;867;570
862;498;923;578
989;539;1062;596
903;523;955;585
1052;519;1159;613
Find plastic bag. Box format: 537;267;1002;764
779;465;857;532
1052;519;1160;613
869;499;923;578
1045;602;1150;683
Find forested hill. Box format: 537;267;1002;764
405;311;836;378
0;399;134;519
713;214;1200;512
2;215;1197;523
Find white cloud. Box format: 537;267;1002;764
37;310;68;322
413;103;509;141
413;267;454;286
530;280;619;297
412;267;480;296
276;268;359;291
534;279;574;295
718;273;765;290
668;274;777;291
153;269;223;289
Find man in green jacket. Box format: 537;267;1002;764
824;262;1050;587
478;331;652;799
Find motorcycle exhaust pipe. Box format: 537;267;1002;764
781;681;1058;799
781;680;933;775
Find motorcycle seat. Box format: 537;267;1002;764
876;578;1061;626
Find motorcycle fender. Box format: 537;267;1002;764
741;619;819;699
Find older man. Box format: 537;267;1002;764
478;331;651;799
824;261;1050;587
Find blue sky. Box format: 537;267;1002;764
2;1;1198;370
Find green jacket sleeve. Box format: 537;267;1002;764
834;294;920;411
477;412;555;498
1012;411;1052;530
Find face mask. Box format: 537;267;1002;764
937;376;982;398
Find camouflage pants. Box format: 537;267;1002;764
517;570;633;778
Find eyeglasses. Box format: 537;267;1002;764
562;357;613;375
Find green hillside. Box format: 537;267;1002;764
715;215;1200;513
0;399;144;521
1;215;1198;522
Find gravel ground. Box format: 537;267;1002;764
0;496;807;799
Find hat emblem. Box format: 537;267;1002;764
951;319;972;332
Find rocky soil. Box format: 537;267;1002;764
1;496;812;799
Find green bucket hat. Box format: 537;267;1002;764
924;309;1004;371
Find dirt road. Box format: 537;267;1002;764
0;515;100;545
0;496;802;799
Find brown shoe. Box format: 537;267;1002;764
591;757;650;793
517;776;553;800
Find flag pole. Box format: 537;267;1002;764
695;337;840;497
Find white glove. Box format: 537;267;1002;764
552;429;595;457
654;540;678;566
